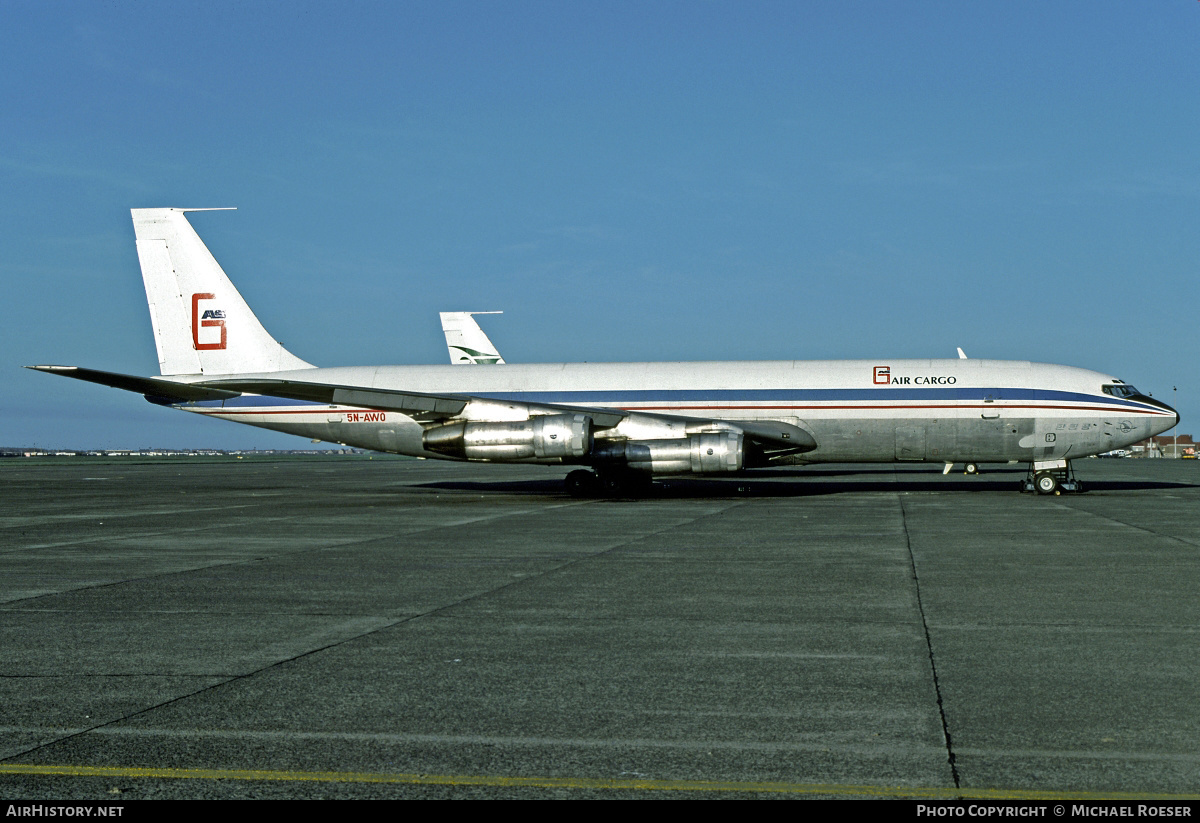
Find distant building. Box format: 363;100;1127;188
1131;433;1193;458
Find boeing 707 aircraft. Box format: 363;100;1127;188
30;208;1178;496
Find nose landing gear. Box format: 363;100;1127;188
1021;459;1083;495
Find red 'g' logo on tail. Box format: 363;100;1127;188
191;293;227;350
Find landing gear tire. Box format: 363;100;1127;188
1035;471;1059;495
600;474;626;496
964;463;979;475
565;470;597;497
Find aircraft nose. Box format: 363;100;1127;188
1128;393;1179;438
1152;400;1179;437
1164;401;1179;432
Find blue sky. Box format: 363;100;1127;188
3;1;1197;450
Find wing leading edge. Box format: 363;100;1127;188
29;365;819;463
194;376;816;455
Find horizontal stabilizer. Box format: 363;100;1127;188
26;365;242;402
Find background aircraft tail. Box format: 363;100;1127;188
440;311;506;364
131;208;313;376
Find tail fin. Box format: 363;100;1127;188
440;311;506;364
131;208;313;376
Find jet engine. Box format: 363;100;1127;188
423;413;593;461
592;431;744;474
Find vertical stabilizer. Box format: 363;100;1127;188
131;208;313;375
440;311;506;364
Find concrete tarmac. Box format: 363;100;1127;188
1;456;1198;799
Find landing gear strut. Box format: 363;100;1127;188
1021;459;1083;495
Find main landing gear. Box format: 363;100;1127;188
565;469;653;498
1021;459;1083;495
564;470;596;496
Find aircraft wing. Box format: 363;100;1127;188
198;377;472;417
197;377;814;451
196;376;630;427
28;366;815;453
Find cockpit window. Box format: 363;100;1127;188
1103;384;1139;398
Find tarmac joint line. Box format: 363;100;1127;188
898;491;960;789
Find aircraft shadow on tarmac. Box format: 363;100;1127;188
415;468;1199;499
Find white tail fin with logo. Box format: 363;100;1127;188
131;208;313;376
440;311;506;365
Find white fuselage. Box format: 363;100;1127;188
176;358;1177;465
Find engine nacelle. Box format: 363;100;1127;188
593;431;744;475
423;413;593;461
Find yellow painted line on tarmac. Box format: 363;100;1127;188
2;764;1199;799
